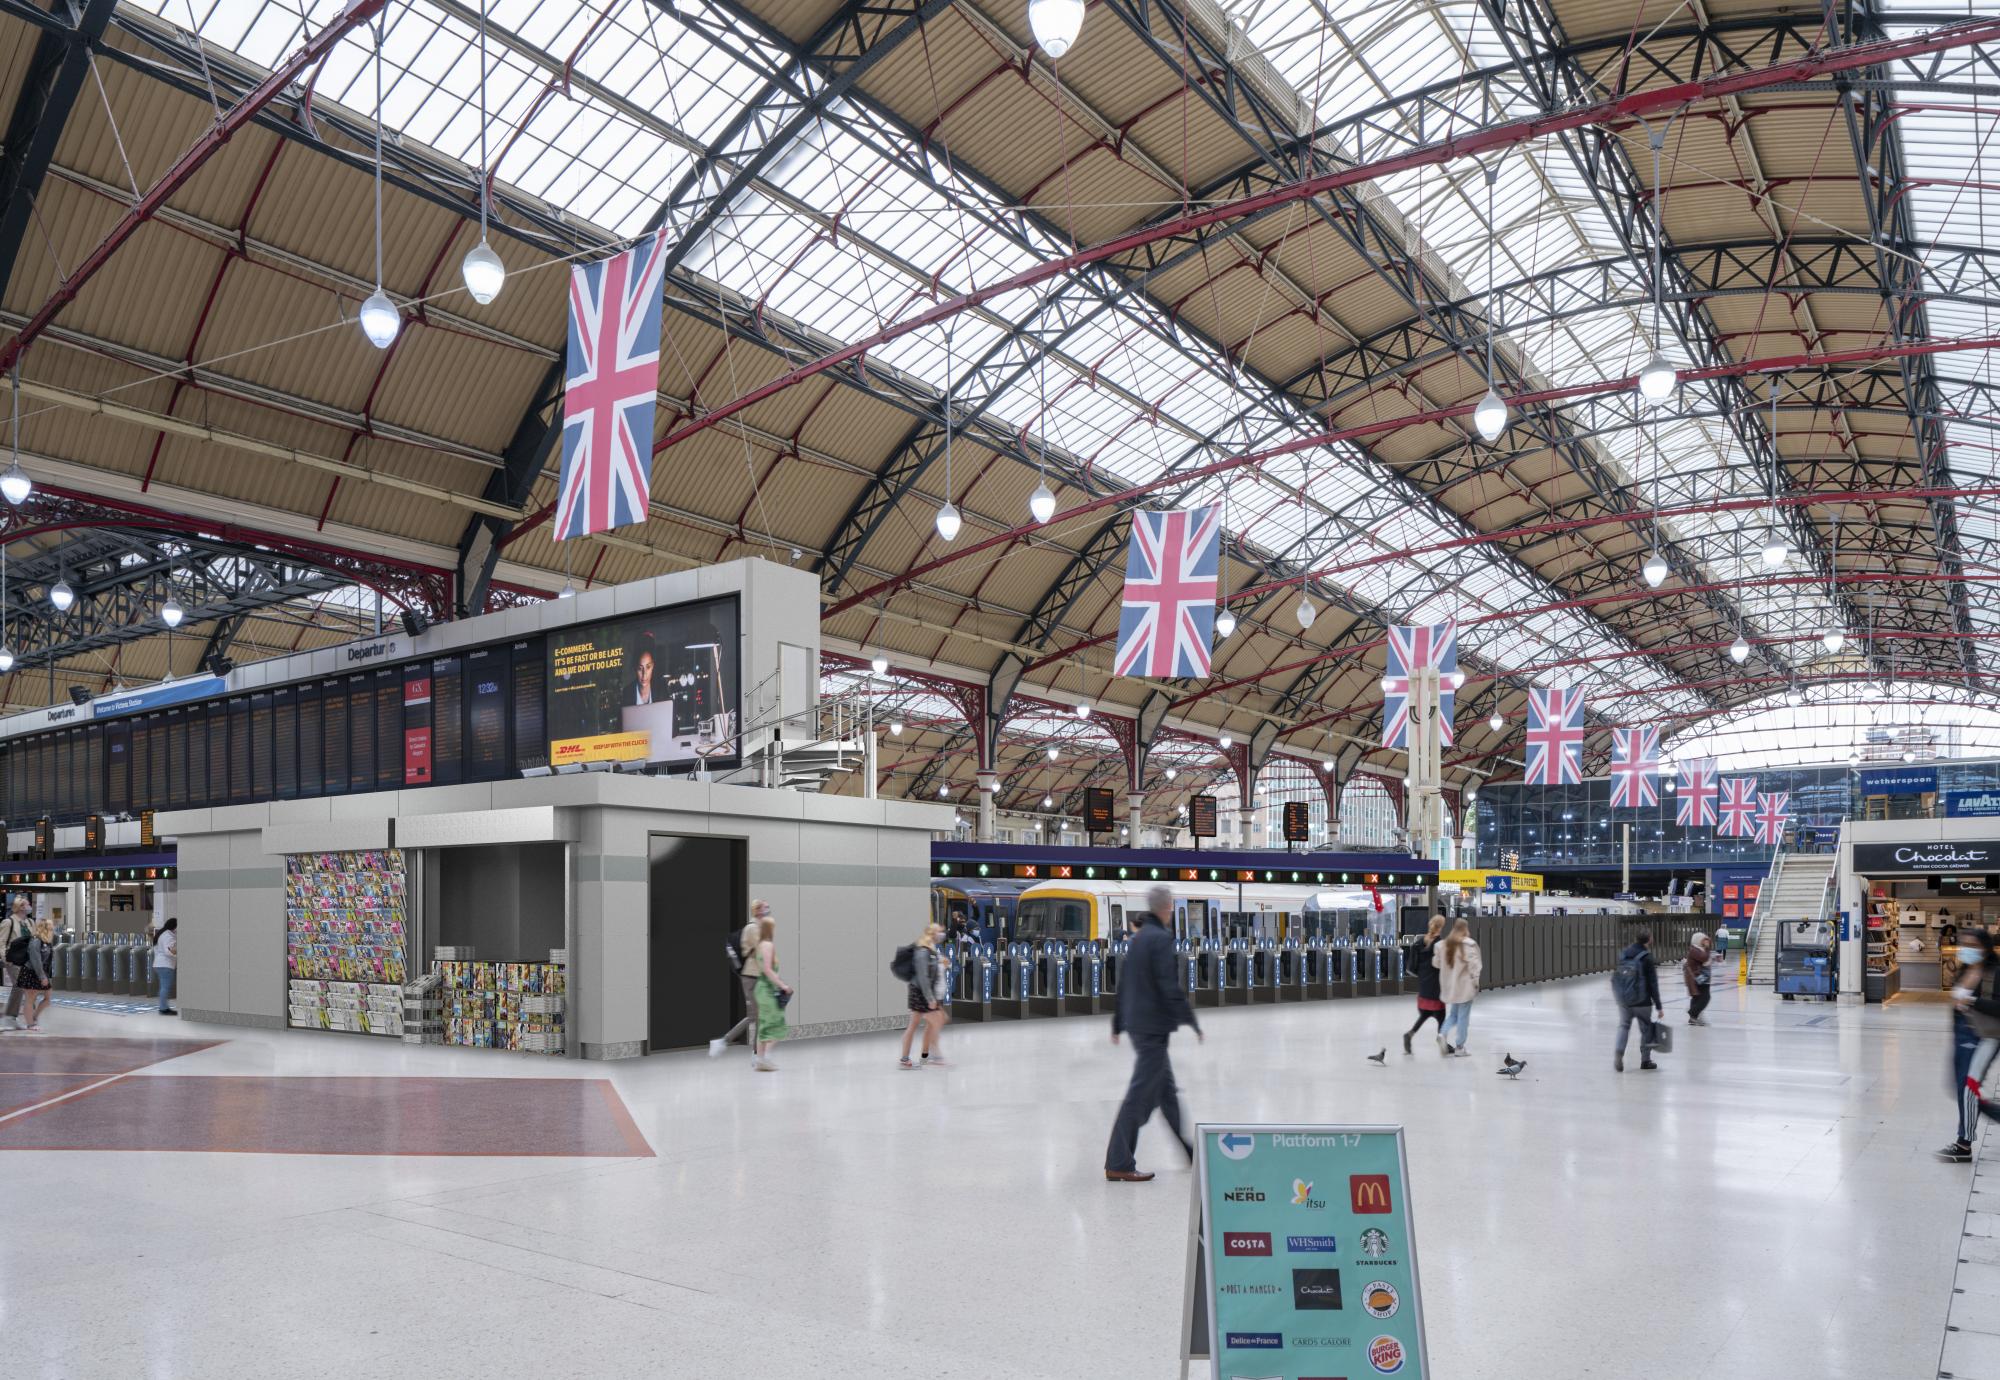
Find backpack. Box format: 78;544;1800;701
5;933;28;968
889;944;917;983
724;937;745;974
1611;950;1648;1007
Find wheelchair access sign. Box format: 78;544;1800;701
1181;1124;1427;1379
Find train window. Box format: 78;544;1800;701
1110;903;1123;933
1017;897;1088;939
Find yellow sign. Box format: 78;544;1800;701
550;732;651;765
1437;868;1543;893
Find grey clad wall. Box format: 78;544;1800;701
161;774;950;1055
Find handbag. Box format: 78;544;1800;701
774;984;794;1010
1650;1018;1673;1055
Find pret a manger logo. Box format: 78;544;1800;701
1349;1174;1393;1214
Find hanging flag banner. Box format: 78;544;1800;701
1523;685;1585;786
1675;757;1719;827
1114;506;1221;679
1754;789;1791;846
1382;620;1457;749
1716;777;1759;837
1607;725;1659;808
556;227;668;541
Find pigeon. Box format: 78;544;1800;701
1366;1048;1387;1065
1497;1053;1526;1079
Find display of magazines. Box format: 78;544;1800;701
436;960;566;1054
285;849;408;1035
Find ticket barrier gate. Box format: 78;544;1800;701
1351;942;1381;998
47;938;68;991
1064;940;1106;1016
1246;938;1283;1004
1190;937;1225;1007
1388;942;1411;996
948;941;994;1021
989;941;1032;1019
1302;938;1332;999
1220;938;1254;1006
1029;940;1067;1018
1276;938;1308;1002
1099;940;1128;1003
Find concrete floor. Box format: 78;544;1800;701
0;976;1969;1379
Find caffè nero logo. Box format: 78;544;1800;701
1854;840;2000;872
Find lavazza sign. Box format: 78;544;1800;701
1852;840;2000;874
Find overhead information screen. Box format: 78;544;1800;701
401;667;432;786
166;708;189;809
206;702;228;806
374;667;401;791
546;595;739;769
430;656;462;785
465;647;508;781
273;688;297;799
185;711;207;807
1084;786;1116;833
322;680;350;795
299;687;324;797
251;692;275;800
106;724;129;815
227;698;251;804
1189;794;1219;839
346;675;373;793
1282;800;1310;843
150;717;171;807
511;639;548;773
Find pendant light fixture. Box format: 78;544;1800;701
1027;321;1056;523
1213;477;1236;638
0;540;12;672
1046;746;1059;761
1;364;27;507
1784;686;1803;707
1041;794;1054;809
1028;479;1056;524
160;598;184;628
870;654;889;676
1488;711;1504;733
1028;0;1085;58
1164;767;1177;780
1635;122;1676;406
1759;533;1789;569
1219;733;1232;749
1822;511;1845;655
460;0;505;305
49;574;73;612
1757;377;1789;569
1728;632;1750;664
1449;670;1465;690
1295;593;1316;629
1074;701;1091;720
1471;163;1508;444
1641;549;1669;588
1213;606;1237;639
888;720;903;736
359;18;400;349
935;326;961;542
1822;629;1845;654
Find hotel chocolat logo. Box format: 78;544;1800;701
1854;840;2000;873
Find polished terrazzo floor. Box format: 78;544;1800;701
0;977;1969;1379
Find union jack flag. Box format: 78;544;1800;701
1381;620;1458;749
1675;757;1718;827
1608;725;1659;808
556;228;668;541
1114;506;1221;678
1753;789;1791;846
1717;777;1759;837
1524;685;1585;785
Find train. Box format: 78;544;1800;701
934;876;1426;945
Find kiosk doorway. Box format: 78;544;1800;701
647;834;746;1051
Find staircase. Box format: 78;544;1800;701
1746;852;1837;985
753;736;865;792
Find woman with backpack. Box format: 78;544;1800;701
1401;915;1447;1055
709;901;770;1058
1943;929;2000;1161
1437;918;1483;1057
10;919;54;1032
896;922;947;1070
744;911;791;1072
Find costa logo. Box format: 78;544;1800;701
1222;1232;1272;1257
1349;1174;1393;1214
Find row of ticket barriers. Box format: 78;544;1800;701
941;915;1713;1021
30;932;163;998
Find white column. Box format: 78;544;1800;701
977;773;999;844
863;731;878;800
1127;793;1143;845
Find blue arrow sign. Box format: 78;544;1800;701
1219;1133;1254;1159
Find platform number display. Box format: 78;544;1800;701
1084;786;1116;834
1281;800;1310;843
1188;794;1218;839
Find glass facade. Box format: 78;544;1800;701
1473;758;2000;871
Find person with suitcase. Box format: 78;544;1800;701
1612;930;1664;1072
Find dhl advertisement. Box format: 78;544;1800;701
547;595;740;770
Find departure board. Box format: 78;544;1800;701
374;668;401;791
1189;793;1219;838
106;724;129;814
273;688;297;798
251;693;274;800
185;713;207;807
206;702;228;808
511;639;547;773
430;656;462;785
53;731;70;818
346;675;373;792
227;698;250;804
299;688;324;796
87;727;105;816
1084;786;1116;833
400;666;432;786
166;709;188;809
322;682;349;794
129;723;150;817
1282;799;1310;843
147;717;168;807
465;647;507;781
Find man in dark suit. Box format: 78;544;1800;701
1105;884;1201;1182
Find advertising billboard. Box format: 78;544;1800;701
547;595;740;770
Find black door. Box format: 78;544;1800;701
647;834;745;1052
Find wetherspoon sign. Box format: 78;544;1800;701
1183;1123;1428;1378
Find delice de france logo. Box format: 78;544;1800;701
1349;1174;1393;1214
1222;1232;1272;1257
1224;1332;1283;1350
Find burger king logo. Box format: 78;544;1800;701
1368;1335;1406;1374
1362;1280;1400;1319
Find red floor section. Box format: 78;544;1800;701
0;1036;219;1077
0;1075;654;1157
0;1073;100;1117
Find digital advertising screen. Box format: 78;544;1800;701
547;595;740;770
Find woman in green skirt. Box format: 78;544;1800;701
744;912;792;1071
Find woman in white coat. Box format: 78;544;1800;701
1437;918;1483;1057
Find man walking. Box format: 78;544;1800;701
1613;929;1664;1072
0;896;29;1032
1683;931;1715;1026
1105;885;1201;1182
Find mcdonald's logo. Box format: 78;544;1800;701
1348;1174;1393;1214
